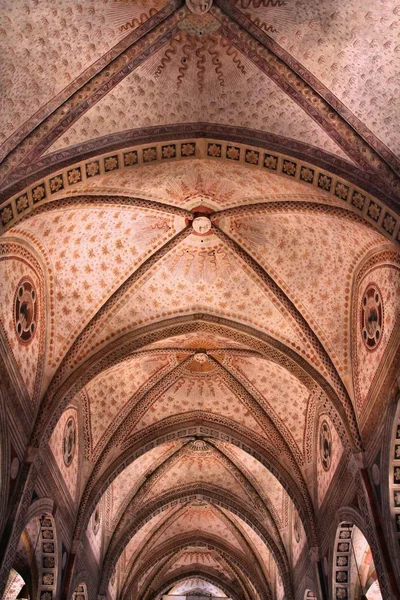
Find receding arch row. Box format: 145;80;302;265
7;189;388;446
105;444;287;583
21;205;363;455
35;315;354;455
122;498;278;600
98;484;296;599
75;414;316;551
17;192;368;455
132;534;272;600
109;438;284;553
144;568;245;600
1;136;398;243
38;316;354;540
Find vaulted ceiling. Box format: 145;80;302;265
0;1;399;600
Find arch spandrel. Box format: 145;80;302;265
0;242;45;405
2;204;186;385
351;252;400;413
48;406;79;503
220;443;286;527
99;487;292;599
217;205;388;377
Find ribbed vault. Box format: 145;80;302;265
1;2;400;600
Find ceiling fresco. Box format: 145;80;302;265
45;30;351;162
83;353;175;453
0;0;167;146
235;0;400;155
219;208;387;375
1;1;400;600
3;204;185;387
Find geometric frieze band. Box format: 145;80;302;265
0;138;399;245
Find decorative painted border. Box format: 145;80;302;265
332;522;354;600
72;583;88;600
38;514;58;600
0;138;399;244
390;400;400;556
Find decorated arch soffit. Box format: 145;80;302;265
78;435;311;600
1;1;400;599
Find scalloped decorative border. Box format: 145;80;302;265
0;138;399;244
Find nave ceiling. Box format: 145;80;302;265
0;1;400;600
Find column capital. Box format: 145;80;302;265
71;539;83;554
348;451;366;474
309;546;320;562
24;446;41;464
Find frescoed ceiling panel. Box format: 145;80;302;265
220;210;386;375
122;507;179;569
140;329;253;351
222;509;272;576
144;443;253;506
225;354;310;454
83;353;175;453
81;234;312;365
164;548;229;576
45;27;352;161
109;441;182;524
236;0;400;155
129;371;267;438
354;261;400;410
151;504;244;552
222;443;285;525
0;0;167;146
4;205;184;385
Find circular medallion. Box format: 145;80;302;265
293;511;301;543
193;352;208;363
92;508;101;536
192;216;211;234
361;285;383;350
14;278;37;343
63;417;76;467
10;457;20;480
320;420;332;471
372;463;380;486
